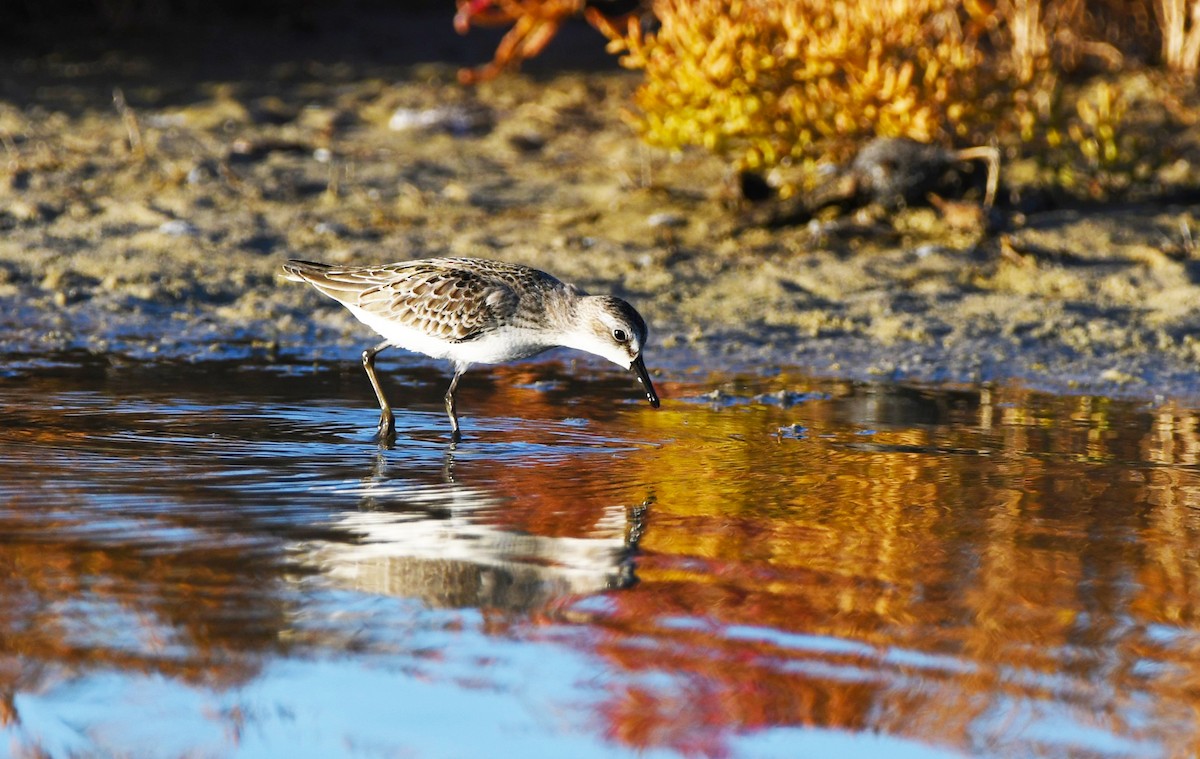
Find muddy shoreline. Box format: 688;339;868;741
2;11;1200;401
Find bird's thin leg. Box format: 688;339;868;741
445;367;465;443
362;341;395;436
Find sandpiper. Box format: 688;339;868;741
282;257;660;441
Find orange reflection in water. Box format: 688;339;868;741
2;363;1200;757
567;381;1200;757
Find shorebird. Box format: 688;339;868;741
282;257;660;441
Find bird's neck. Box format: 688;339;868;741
548;292;598;351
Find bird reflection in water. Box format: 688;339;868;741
302;448;649;613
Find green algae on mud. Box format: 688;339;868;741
1;14;1200;400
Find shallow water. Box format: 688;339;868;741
1;353;1199;757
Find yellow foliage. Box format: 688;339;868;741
595;0;989;172
457;0;1176;196
1072;80;1129;168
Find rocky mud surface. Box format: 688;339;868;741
2;10;1200;399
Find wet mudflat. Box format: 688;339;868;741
3;13;1200;400
2;354;1199;757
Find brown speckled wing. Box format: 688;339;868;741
285;257;566;342
353;265;503;341
357;259;565;342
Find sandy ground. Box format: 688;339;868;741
2;10;1200;399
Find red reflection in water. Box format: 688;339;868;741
1;362;1200;757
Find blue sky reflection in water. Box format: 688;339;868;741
0;356;1196;757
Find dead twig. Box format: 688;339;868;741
1156;0;1200;74
112;87;145;159
953;145;1001;209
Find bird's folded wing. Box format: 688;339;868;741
356;265;518;342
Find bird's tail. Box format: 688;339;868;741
281;259;387;308
280;259;335;283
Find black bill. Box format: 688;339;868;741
631;354;660;408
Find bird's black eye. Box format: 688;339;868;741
612;328;629;343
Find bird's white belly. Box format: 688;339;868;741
346;304;552;365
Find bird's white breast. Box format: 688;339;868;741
345;304;555;366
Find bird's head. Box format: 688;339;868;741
569;296;660;408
